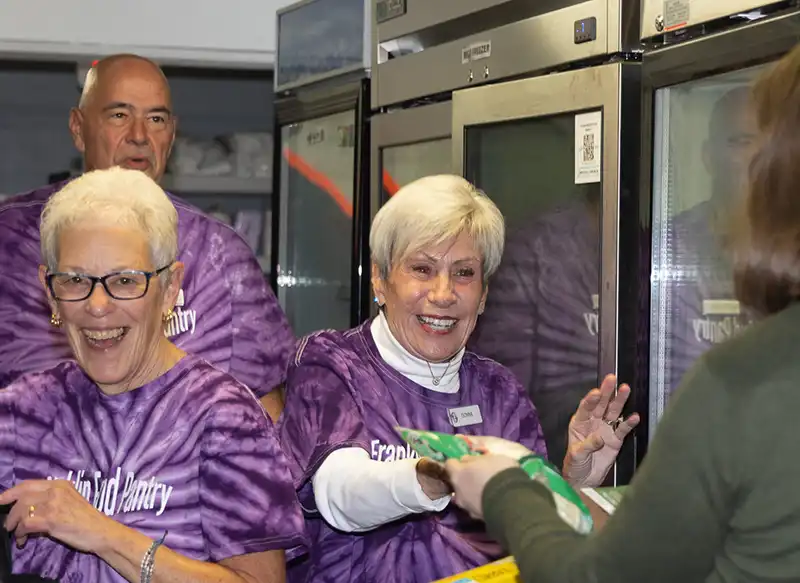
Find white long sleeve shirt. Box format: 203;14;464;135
311;313;460;532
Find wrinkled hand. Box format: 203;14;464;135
562;374;640;488
445;455;518;520
415;458;453;500
0;479;115;553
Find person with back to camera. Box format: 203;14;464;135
0;167;305;583
0;54;291;421
278;174;639;583
444;45;800;583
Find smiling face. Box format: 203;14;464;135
372;232;488;363
39;222;183;394
69;58;176;182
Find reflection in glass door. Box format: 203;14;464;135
466;114;602;468
278;109;355;336
371;102;453;216
649;65;762;433
380;138;452;198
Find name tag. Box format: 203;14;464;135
448;405;483;427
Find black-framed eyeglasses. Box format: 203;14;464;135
46;264;173;302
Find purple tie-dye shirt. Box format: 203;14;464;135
0;182;294;396
279;319;547;583
0;354;306;582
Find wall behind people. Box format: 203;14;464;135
279;110;356;334
0;62;274;195
0;62;76;196
0;0;297;67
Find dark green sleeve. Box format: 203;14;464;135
482;360;735;583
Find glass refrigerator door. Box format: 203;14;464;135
381;138;452;198
465;114;602;468
649;64;764;435
278;109;356;336
372;102;454;208
454;64;625;469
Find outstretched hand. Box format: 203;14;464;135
562;374;639;487
445;455;518;520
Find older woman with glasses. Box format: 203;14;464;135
0;167;305;583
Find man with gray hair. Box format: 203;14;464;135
0;54;292;421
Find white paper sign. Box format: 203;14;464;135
664;0;690;31
575;111;602;184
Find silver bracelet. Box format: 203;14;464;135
140;531;168;583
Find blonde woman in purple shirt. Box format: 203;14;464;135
279;175;639;583
0;168;304;583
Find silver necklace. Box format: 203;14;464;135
426;359;451;386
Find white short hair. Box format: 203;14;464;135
40;167;178;271
370;174;505;281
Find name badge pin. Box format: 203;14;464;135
447;405;483;427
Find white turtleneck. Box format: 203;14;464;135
311;313;461;533
370;311;464;393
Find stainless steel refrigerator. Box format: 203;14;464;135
370;0;643;215
373;0;643;479
272;0;372;336
640;2;800;454
452;61;643;482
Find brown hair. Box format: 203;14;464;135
733;44;800;317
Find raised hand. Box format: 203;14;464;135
562;374;640;487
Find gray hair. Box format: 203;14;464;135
370;174;505;281
40;167;178;271
78;65;98;109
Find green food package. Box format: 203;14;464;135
396;427;593;534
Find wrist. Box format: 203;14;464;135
91;515;141;560
562;455;591;486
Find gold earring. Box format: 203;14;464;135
50;313;62;327
162;309;174;323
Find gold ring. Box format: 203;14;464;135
28;505;35;518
